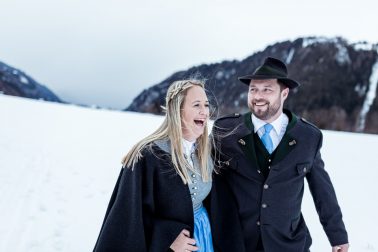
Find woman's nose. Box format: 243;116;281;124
199;106;209;116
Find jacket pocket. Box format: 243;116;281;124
290;215;307;239
291;216;301;231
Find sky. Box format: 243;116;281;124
1;94;378;251
1;0;378;109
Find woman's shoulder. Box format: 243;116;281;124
136;143;165;161
135;139;172;166
122;144;171;177
151;138;171;154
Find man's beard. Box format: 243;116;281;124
249;98;281;121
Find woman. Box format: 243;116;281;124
93;79;214;252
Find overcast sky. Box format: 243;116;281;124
1;0;378;109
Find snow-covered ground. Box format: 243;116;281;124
1;95;377;251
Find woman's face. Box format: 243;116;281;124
181;85;209;142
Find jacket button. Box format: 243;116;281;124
303;167;307;173
192;174;196;178
257;170;261;174
238;139;246;145
268;159;272;163
256;221;261;226
268;166;271;169
263;184;269;189
192;187;198;190
262;203;267;208
225;161;230;166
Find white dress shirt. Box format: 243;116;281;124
182;138;196;167
252;112;289;152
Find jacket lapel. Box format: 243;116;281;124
231;113;263;181
271;110;298;166
229;111;299;181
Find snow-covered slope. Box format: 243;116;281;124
1;94;377;251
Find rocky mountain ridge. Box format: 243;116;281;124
126;37;378;134
0;61;61;102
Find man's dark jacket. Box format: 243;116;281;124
206;110;348;252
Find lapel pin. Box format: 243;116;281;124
289;140;297;146
238;139;246;145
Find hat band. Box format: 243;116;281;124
254;65;287;78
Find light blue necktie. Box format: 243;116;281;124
261;124;273;154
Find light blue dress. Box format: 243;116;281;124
183;139;214;252
193;206;214;252
154;139;214;252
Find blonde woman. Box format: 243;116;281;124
94;80;214;252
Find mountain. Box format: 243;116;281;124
0;61;61;102
126;36;378;134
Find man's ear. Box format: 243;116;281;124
282;87;289;100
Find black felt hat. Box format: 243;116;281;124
238;57;300;89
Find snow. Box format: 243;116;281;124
285;48;295;64
302;37;351;65
302;37;335;47
335;43;351;65
19;75;29;85
1;95;378;251
215;69;236;80
215;71;224;80
355;83;367;97
352;42;377;51
357;60;378;132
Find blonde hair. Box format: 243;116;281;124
121;79;211;184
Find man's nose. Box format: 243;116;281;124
254;90;264;99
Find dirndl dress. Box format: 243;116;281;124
193;206;214;252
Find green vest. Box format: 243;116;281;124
253;133;274;178
242;110;298;180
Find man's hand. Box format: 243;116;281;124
332;243;349;252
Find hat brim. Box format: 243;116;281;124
238;75;300;89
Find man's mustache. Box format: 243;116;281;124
252;99;269;104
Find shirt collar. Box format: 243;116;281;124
182;138;196;156
251;112;287;134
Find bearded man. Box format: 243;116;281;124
208;57;349;252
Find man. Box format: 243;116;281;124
208;57;349;252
